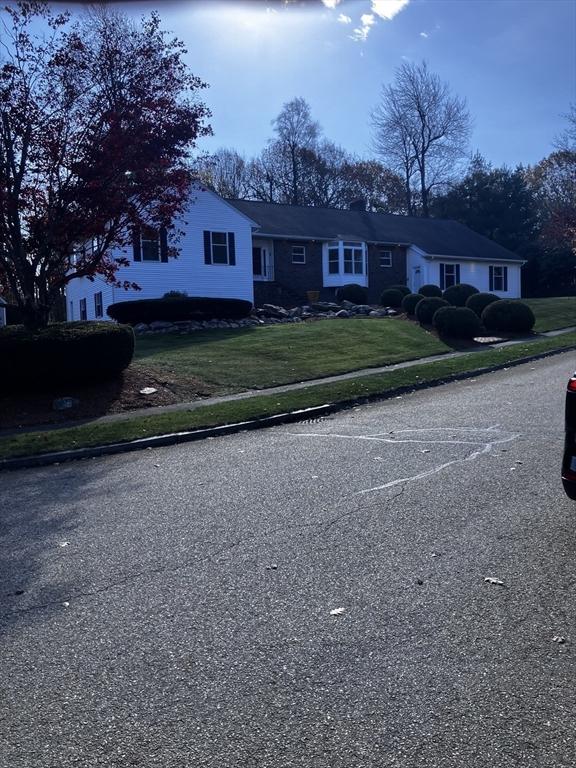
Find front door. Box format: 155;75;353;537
253;246;274;281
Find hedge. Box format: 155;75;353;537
0;322;134;391
432;306;482;339
335;284;368;304
415;297;449;325
442;283;479;307
465;292;500;318
380;288;405;308
387;284;411;297
401;293;425;316
481;300;536;334
419;284;442;298
107;296;253;324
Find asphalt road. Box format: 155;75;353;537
1;352;576;768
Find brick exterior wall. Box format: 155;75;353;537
253;239;407;307
366;244;407;303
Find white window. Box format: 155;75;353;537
379;250;392;267
292;245;306;264
328;241;366;276
204;231;236;266
79;298;87;321
440;263;460;290
94;291;103;318
489;265;508;292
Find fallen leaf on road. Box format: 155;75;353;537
58;541;69;548
421;449;430;453
330;607;345;616
484;577;504;586
139;387;157;395
62;601;70;608
552;635;567;644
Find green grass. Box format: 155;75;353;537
134;318;450;390
2;332;574;462
525;297;575;332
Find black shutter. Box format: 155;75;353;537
455;264;460;284
132;227;141;261
228;232;236;265
503;267;508;292
160;227;168;263
489;266;494;292
440;263;445;290
203;231;211;264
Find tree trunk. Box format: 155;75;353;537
20;299;51;332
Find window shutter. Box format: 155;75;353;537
503;267;508;292
489;266;494;292
228;232;236;265
132;227;142;262
160;227;168;263
203;231;211;264
455;264;461;284
440;263;445;290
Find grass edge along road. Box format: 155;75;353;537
1;333;575;462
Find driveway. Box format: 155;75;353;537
1;352;575;767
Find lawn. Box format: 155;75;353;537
525;297;575;332
134;318;450;391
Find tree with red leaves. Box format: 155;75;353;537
0;2;211;329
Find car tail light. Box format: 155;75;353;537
568;377;576;392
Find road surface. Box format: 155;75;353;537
1;352;575;767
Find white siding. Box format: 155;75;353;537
406;247;522;298
66;187;255;320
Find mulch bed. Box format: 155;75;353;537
0;364;216;432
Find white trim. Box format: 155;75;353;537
425;253;525;265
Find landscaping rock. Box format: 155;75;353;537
352;304;373;315
150;321;176;331
369;309;389;317
133;323;150;334
262;304;290;318
335;310;350;318
311;301;341;312
341;300;356;310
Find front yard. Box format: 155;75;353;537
524;297;575;332
134;317;450;392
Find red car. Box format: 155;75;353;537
562;373;576;500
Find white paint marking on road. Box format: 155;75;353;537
288;426;520;496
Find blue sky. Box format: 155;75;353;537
62;0;576;167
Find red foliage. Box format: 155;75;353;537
0;2;211;327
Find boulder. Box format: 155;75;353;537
261;303;290;318
133;323;150;333
311;301;341;312
335;309;350;318
150;321;176;331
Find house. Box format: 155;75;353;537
65;188;525;321
226;199;525;306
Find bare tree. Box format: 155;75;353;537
195;148;250;199
271;97;320;205
372;61;471;217
554;104;576;152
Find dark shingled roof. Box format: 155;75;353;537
227;199;524;262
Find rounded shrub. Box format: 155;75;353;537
465;292;500;318
419;284;442;298
481;300;536;334
335;283;368;305
0;322;134;391
107;296;253;324
415;297;450;325
432;306;482;339
387;284;411;298
401;293;425;316
380;288;404;308
442;283;479;307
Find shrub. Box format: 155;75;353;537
419;284;442;298
163;290;188;299
387;284;411;297
466;292;500;318
107;296;253;324
0;322;134;391
380;288;405;308
432;306;482;339
415;297;449;325
401;293;425;316
481;300;536;334
335;283;368;305
442;283;479;307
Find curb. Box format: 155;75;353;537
1;344;574;472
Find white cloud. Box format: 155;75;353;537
420;31;429;38
337;13;352;24
351;12;376;41
371;0;411;21
321;0;342;8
